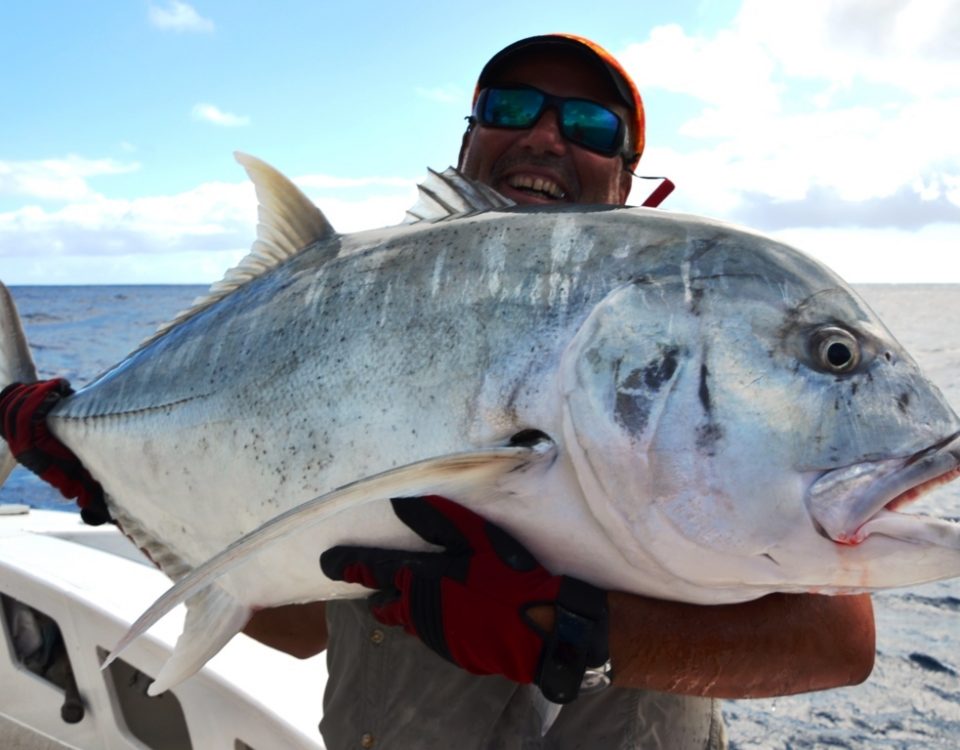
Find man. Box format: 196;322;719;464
248;34;876;749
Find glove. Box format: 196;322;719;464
0;380;110;525
321;494;609;703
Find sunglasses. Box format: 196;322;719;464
473;86;627;158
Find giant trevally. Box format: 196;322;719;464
2;154;959;697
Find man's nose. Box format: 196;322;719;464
517;108;567;155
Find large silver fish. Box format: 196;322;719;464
2;154;959;696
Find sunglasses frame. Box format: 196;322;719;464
473;86;627;158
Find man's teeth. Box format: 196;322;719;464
509;175;565;199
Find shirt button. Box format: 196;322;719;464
361;732;375;748
370;628;385;644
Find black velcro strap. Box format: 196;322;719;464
14;447;54;476
408;575;454;664
535;578;609;704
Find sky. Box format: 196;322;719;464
1;0;958;285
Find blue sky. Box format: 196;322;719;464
1;0;958;284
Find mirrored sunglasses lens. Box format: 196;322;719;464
561;101;621;154
482;89;545;128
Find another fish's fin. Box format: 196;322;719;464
146;584;252;696
106;438;556;672
404;167;515;224
0;282;39;486
143;153;336;345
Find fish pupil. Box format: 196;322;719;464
826;342;852;368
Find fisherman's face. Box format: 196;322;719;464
459;52;633;206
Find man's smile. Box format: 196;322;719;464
505;173;567;200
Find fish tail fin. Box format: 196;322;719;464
145;584;252;696
0;282;38;487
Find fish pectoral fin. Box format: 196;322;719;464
109;440;556;669
104;583;252;696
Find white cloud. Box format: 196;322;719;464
148;1;214;33
0;167;418;284
191;103;251;128
619;0;960;235
622;23;781;115
772;224;960;284
0;156;140;201
737;0;960;94
0;180;255;259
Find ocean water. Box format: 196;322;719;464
1;283;959;747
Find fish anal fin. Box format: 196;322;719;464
111;440;557;666
145;585;252;696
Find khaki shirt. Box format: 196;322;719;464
322;600;728;750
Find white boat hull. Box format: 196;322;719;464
0;506;326;749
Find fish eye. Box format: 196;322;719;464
811;326;861;374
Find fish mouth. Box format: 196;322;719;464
807;431;960;546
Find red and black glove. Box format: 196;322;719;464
0;380;110;525
320;494;609;703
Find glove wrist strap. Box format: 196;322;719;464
534;577;609;704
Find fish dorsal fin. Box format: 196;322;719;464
404;167;515;224
143;153;336;345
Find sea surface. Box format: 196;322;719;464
1;284;959;748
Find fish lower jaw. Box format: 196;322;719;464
886;464;960;512
829;464;960;546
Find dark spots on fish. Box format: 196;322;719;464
908;653;956;676
689;286;705;317
696;423;723;456
695;357;723;455
615;390;651;435
629;275;653;286
635;348;679;391
850;381;859;396
897;392;910;413
698;363;712;415
614;348;680;435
